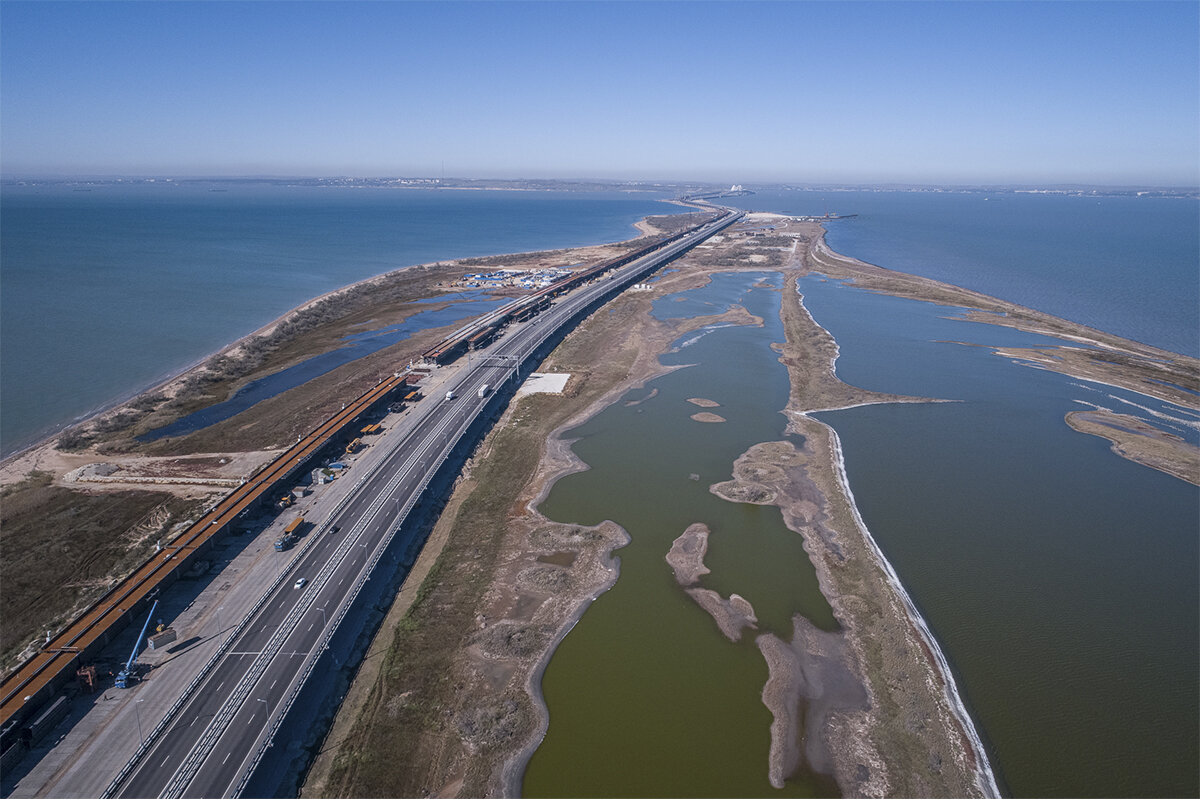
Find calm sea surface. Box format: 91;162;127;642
717;189;1197;795
801;277;1198;797
0;184;677;456
719;189;1200;357
4;185;1196;795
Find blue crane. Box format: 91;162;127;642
115;599;159;689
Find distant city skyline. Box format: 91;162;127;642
2;1;1197;186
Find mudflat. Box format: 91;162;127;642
313;214;1000;797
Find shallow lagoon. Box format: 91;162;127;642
524;265;1197;797
0;184;678;455
524;273;837;797
140;292;510;440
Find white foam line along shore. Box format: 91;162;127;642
820;421;1001;798
793;281;999;796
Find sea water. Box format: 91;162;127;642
715;189;1198;795
798;276;1198;797
0;183;679;456
719;189;1200;358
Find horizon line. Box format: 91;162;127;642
2;174;1197;192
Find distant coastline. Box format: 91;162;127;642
5;175;1197;200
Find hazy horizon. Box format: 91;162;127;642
4;174;1197;192
2;1;1197;186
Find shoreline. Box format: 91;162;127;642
0;206;682;465
495;293;754;795
11;206;1194;796
822;421;1000;795
490;224;1000;796
781;271;1000;792
315;212;1193;797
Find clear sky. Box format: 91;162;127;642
2;0;1196;185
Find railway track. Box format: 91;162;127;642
0;371;408;732
1;206;738;757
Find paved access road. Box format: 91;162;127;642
110;210;741;798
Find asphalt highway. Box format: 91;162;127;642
109;210;741;798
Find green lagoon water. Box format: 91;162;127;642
523;270;1198;798
524;273;837;797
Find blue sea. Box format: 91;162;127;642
716;189;1199;797
719;189;1200;358
0;183;678;456
3;183;1196;796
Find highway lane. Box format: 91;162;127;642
114;362;510;798
110;210;741;798
0;373;407;732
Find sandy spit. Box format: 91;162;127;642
664;524;758;642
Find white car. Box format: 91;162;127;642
293;578;307;589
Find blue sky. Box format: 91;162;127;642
2;1;1196;185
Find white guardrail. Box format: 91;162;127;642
107;210;741;797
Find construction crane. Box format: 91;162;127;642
114;599;159;689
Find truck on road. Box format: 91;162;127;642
478;384;489;398
274;516;305;551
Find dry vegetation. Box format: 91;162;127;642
308;244;772;797
312;293;658;797
0;472;201;668
0;223;672;682
1066;409;1200;485
307;215;993;798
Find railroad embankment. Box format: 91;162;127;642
0;223;662;695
